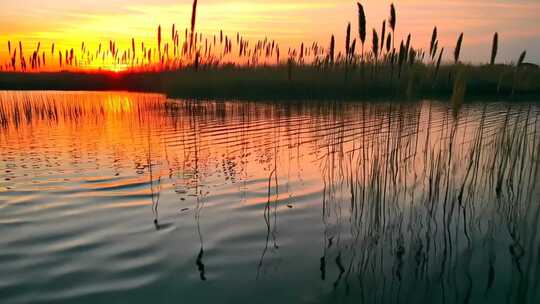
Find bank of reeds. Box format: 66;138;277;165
1;62;539;100
0;2;539;101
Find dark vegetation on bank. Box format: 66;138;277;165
1;62;539;101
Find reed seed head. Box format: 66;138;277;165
357;3;366;45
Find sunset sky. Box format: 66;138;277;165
1;0;539;66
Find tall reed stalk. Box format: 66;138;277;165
329;35;335;65
190;0;198;55
389;4;396;50
357;3;366;61
372;29;379;62
490;32;498;66
345;23;351;60
380;21;386;57
429;27;437;59
158;25;162;57
371;29;379;79
454;33;464;64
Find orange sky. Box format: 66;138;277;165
1;0;539;68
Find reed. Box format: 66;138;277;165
345;23;351;60
350;39;356;57
0;1;537;101
389;4;396;50
429;27;437;59
132;38;136;62
380;21;386;55
490;32;498;65
329;35;335;64
357;2;366;60
404;34;411;62
431;41;438;61
158;25;162;57
372;29;379;62
517;50;527;67
2;63;539;100
454;33;464;64
190;0;199;54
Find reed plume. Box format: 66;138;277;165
158;25;162;56
190;0;198;53
404;34;411;62
386;34;391;54
389;4;396;49
490;32;498;65
132;38;136;61
380;20;386;53
8;41;11;55
454;33;463;64
517;50;526;67
389;4;396;31
357;2;366;58
429;27;437;58
329;35;335;64
372;29;379;60
345;23;351;59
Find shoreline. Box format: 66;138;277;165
1;64;539;101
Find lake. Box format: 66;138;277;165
0;91;539;304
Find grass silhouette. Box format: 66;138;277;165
0;2;539;100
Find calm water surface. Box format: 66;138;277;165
0;91;539;304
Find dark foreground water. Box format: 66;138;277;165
0;91;539;304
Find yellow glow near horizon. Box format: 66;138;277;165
1;0;539;70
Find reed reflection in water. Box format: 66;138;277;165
0;91;539;304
